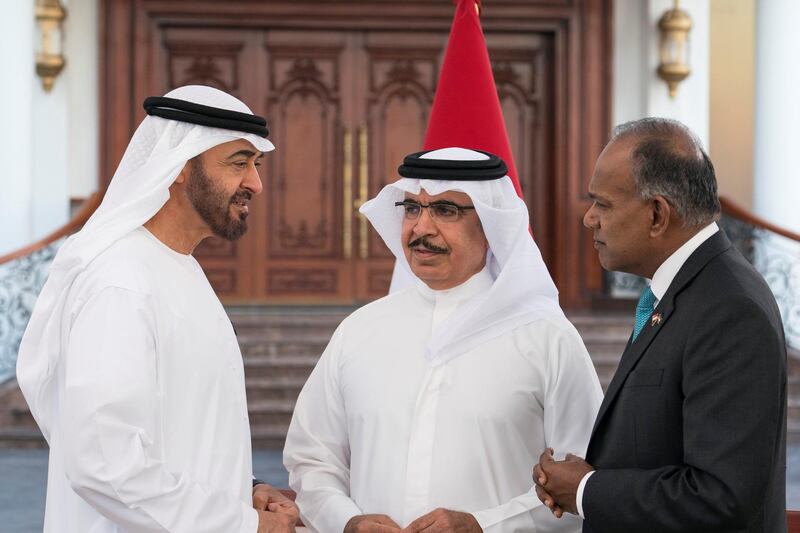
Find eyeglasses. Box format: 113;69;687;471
394;200;476;222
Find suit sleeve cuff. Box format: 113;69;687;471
576;470;595;519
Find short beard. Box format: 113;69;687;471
186;158;251;241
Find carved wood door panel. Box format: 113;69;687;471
103;2;611;309
260;31;443;302
353;32;443;300
488;32;555;272
157;27;264;301
152;26;555;303
259;31;351;302
109;1;611;307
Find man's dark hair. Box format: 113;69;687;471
611;118;721;227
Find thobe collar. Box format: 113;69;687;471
138;226;197;268
416;266;494;329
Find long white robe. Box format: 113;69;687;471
284;268;603;533
42;227;258;532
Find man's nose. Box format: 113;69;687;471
243;164;263;195
412;207;438;235
583;206;597;229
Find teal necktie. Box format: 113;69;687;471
632;286;656;341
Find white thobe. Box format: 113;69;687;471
41;227;258;532
284;268;603;533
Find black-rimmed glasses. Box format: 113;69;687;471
395;200;476;222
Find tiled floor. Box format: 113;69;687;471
2;447;798;532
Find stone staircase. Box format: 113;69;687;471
2;307;798;448
232;307;352;448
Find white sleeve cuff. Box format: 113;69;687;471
240;504;260;533
575;470;595;519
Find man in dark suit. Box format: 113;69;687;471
533;117;787;532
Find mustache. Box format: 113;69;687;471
230;190;252;204
407;237;448;253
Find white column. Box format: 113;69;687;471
753;0;800;232
66;0;99;200
31;77;70;241
30;0;75;241
613;0;710;148
612;0;648;125
0;0;97;257
0;0;35;255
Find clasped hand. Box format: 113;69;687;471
253;483;299;533
344;508;482;532
532;447;593;518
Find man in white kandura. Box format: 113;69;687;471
284;147;603;533
17;85;298;532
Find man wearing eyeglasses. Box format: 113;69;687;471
283;147;602;533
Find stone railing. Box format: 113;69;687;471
608;195;800;350
0;193;101;383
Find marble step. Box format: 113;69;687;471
243;355;321;380
246;376;308;402
250;423;292;449
228;307;349;339
248;400;297;428
238;338;332;358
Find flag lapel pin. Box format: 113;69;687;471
651;313;662;327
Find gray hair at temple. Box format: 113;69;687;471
611;117;721;227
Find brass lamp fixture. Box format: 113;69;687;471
657;0;692;98
35;0;67;92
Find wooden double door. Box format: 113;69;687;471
101;1;611;308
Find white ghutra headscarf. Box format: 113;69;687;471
359;147;565;365
17;85;274;442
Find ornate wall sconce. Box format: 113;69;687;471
657;0;692;98
35;0;67;92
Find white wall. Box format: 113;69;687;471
0;0;99;256
614;0;710;147
66;0;99;200
31;59;70;242
753;0;800;232
0;0;35;255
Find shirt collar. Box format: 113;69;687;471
426;266;494;329
434;265;493;301
650;222;719;301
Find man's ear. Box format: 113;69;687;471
174;160;193;184
650;196;671;237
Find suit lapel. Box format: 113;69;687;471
589;231;733;442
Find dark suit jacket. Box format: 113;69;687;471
583;230;787;533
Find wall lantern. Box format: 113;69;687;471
657;0;692;98
35;0;67;92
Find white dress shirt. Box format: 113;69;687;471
575;222;719;518
285;267;603;533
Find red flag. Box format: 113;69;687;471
424;0;523;197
